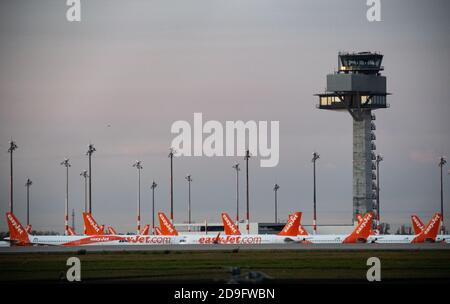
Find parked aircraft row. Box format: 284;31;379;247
4;210;449;246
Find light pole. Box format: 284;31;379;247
448;169;450;234
312;152;320;234
376;154;383;230
168;148;176;222
439;157;447;234
60;158;71;235
7;140;18;213
25;178;32;226
186;175;193;231
133;160;143;234
80;170;89;213
232;163;240;223
86;144;96;214
72;208;75;231
274;184;280;223
80;170;88;234
245;150;251;234
151;181;157;234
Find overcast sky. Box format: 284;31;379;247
0;0;449;233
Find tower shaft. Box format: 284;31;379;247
352;110;374;218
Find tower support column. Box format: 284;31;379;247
352;110;374;220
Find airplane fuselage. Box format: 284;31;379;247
179;234;301;245
12;234;302;246
20;234;183;246
367;234;450;244
299;234;359;244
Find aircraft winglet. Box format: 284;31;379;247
141;224;150;235
108;226;117;235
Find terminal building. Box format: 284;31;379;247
174;221;355;235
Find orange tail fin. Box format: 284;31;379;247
298;224;309;236
356;213;376;235
221;212;241;235
108;226;117;235
358;213;377;235
289;213;309;236
67;226;76;236
158;212;178;236
154;227;162;235
278;212;302;236
343;212;374;243
356;213;363;223
412;213;442;243
141;224;150;235
83;212;105;235
25;224;33;234
6;212;30;245
411;214;425;235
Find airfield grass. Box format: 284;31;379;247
1;250;450;282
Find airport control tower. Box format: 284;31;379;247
316;52;389;222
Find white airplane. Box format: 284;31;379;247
367;212;443;244
293;212;375;244
157;211;303;244
5;212;183;246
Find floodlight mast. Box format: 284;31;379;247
185;175;193;231
133;160;143;234
168;148;176;222
60;158;71;235
86;144;96;214
80;170;89;213
232;163;240;224
7;140;18;213
273;184;280;223
312;152;320;234
25;178;33;226
72;209;75;232
439;157;447;234
150;181;158;234
245;150;251;234
80;170;88;234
